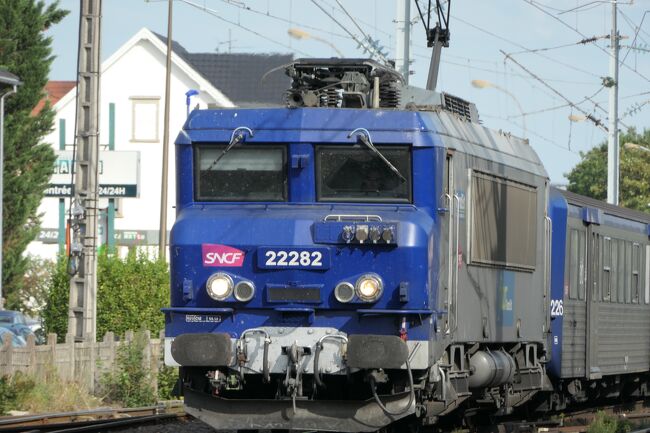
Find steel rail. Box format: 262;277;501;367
0;402;185;433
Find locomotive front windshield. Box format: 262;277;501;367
316;145;411;203
195;145;287;201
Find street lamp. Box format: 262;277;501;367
0;70;21;310
623;142;650;154
568;114;587;122
471;79;526;138
288;28;344;57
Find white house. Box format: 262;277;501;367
27;27;292;259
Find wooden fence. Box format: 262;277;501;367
0;330;165;393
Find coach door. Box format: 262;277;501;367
561;220;588;378
585;227;602;379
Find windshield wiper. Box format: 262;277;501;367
206;126;254;171
348;128;407;184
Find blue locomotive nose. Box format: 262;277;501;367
169;205;433;314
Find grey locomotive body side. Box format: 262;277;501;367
427;111;549;417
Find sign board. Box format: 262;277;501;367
38;228;166;246
46;151;140;197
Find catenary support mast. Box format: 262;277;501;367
68;0;102;342
395;0;411;84
607;1;619;205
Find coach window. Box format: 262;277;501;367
611;239;618;302
578;231;586;300
632;243;641;304
568;230;579;300
602;237;612;301
618;240;626;303
469;171;537;270
624;241;632;303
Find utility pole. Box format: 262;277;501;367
607;1;619;205
395;0;411;83
159;0;173;261
68;0;101;342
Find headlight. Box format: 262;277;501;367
234;281;255;302
355;274;383;302
206;273;233;300
334;282;355;303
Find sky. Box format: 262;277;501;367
44;0;650;184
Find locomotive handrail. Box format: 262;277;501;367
544;215;552;334
356;309;434;315
324;214;382;222
444;193;453;335
161;307;234;313
452;193;460;334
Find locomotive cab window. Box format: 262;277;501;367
194;145;287;201
315;145;411;203
469;171;537;270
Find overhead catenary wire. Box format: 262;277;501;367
453;15;602;78
508;86;606;119
500;49;608;132
506;34;610;56
554;0;632;16
481;113;580;155
583;94;631;130
179;0;311;56
333;0;373;46
333;0;390;62
523;0;650;84
214;0;349;39
410;50;598;86
621;98;650;118
619;9;650;64
309;0;390;65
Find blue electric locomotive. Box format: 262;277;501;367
164;59;551;431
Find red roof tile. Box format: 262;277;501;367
31;80;76;116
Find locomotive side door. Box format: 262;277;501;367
585;226;602;379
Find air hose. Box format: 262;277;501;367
262;337;270;383
313;334;348;388
368;359;415;417
314;342;325;388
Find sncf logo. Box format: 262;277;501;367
202;244;245;267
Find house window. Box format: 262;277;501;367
131;97;160;142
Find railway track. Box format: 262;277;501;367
482;399;650;433
2;398;650;433
0;401;187;433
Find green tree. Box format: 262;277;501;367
43;251;169;341
0;0;68;309
566;129;650;213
